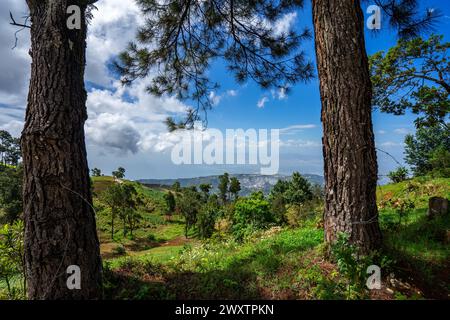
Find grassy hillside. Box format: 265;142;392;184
92;176;193;262
2;176;448;300
99;176;449;300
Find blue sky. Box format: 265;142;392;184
0;0;449;180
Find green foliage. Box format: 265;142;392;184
268;173;316;226
229;177;241;201
218;173;229;204
331;233;375;299
196;199;220;239
232;192;273;240
112;167;126;179
429;146;450;178
0;220;25;299
0;130;21;166
164;191;176;215
388;167;409;183
285;201;321;228
270;193;287;225
101;183;143;239
172;181;181;193
370;35;450;129
284;172;313;205
199;183;212;201
177;188;201;238
91;167;102;177
0;165;23;224
404;125;450;176
116;0;314;128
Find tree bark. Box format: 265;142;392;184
22;0;102;299
312;0;382;253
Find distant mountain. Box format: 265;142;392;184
137;174;324;196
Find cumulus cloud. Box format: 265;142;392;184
85;0;143;86
86;113;141;154
0;0;31;125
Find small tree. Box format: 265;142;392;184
91;168;102;177
199;183;212;202
101;184;123;240
0;165;23;224
112;167;126;179
270;193;287;225
229;177;241;201
284;172;313;206
218;173;229;204
232;192;273;240
177;188;201;238
404;125;450;176
172;181;181;193
429;146;450;178
196;199;219;239
164;191;176;220
388;167;409;183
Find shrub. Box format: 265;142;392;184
0;220;26;298
285;201;321;227
232;192;273;240
388;167;409;183
196;202;219;239
429;146;450;178
113;245;126;255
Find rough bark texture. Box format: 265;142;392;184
22;0;102;299
312;0;382;253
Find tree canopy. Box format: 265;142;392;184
370;35;449;129
116;0;314;129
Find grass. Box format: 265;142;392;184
377;177;450;298
103;220;357;300
2;176;448;300
101;176;449;300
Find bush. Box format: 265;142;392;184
232;192;273;240
0;220;26;299
285;201;321;227
196;201;219;239
429;146;450;178
113;245;126;255
388;167;409;183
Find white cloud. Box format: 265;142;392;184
273;12;298;37
209;91;222;106
394;128;410;135
257;96;269;108
378;130;386;135
227;90;238;97
280;124;317;134
280;139;321;148
0;120;23;137
85;0;143;86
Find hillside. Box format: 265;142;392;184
91;176;449;300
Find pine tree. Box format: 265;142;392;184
21;0;102;298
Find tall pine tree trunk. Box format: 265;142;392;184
312;0;382;253
22;0;102;299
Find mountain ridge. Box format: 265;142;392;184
137;173;324;196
